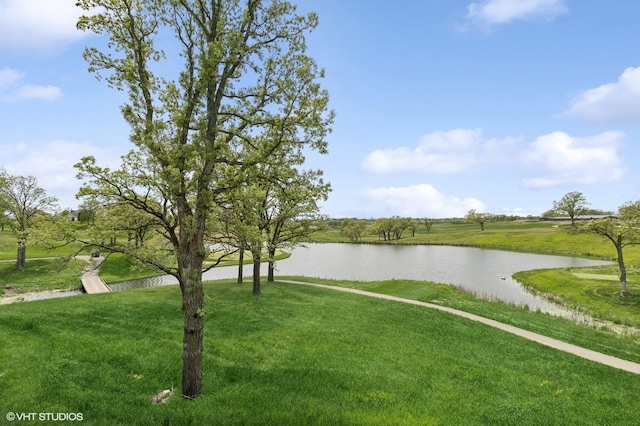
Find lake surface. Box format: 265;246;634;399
112;243;612;314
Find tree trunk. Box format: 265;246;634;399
16;243;26;270
252;249;261;295
237;248;244;284
177;204;207;400
616;239;631;296
181;275;204;399
267;247;276;282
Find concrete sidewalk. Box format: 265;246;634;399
281;280;640;375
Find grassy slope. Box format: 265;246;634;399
2;280;640;425
0;230;86;261
0;258;86;293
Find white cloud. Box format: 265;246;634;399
0;67;62;101
1;140;123;209
521;131;626;188
361;128;520;174
362;184;485;218
15;85;62;101
0;68;23;90
562;67;640;124
466;0;568;28
0;0;90;51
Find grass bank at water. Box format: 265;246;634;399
1;279;640;424
514;266;640;327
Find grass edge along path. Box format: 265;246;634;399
281;280;640;375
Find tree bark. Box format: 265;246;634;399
16;243;26;270
252;249;261;295
181;276;204;398
237;248;244;284
176;199;207;399
267;247;276;282
616;238;631;296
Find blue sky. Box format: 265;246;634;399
1;0;640;218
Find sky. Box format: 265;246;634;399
1;0;640;219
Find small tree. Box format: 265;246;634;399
0;170;58;269
553;191;589;226
390;216;411;240
78;197;101;225
581;201;640;297
465;209;492;231
408;219;419;237
342;219;367;241
423;218;434;234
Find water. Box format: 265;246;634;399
114;243;612;315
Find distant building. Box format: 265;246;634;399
540;214;618;222
67;210;80;222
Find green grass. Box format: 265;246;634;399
283;277;640;364
98;253;163;284
514;267;640;327
0;230;86;261
1;280;640;425
0;258;86;295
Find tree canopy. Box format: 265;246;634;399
75;0;333;400
553;191;589;225
0;170;58;269
581;200;640;296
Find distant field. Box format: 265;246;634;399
311;219;639;262
572;273;626;281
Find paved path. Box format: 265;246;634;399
281;280;640;375
76;255;111;294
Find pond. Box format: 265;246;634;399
111;243;612;315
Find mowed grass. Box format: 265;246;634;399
0;258;86;295
2;280;640;425
0;230;85;261
515;266;640;327
284;277;640;364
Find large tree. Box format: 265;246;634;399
553;191;590;226
0;170;58;269
581;201;640;297
75;0;332;399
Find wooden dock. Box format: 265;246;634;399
78;256;112;294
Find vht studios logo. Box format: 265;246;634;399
6;412;84;422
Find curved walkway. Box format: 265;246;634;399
281;280;640;375
75;255;111;294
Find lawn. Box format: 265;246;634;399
1;280;640;425
0;258;86;295
0;230;86;261
514;266;640;327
